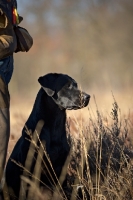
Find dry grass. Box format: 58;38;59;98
66;97;133;200
6;94;133;200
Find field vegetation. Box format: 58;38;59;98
7;96;133;200
6;0;133;199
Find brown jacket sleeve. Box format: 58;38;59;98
0;34;17;59
0;9;17;59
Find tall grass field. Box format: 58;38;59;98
7;95;133;200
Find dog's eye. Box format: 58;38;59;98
67;83;72;89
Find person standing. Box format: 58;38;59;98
0;0;33;185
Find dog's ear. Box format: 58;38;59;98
38;73;58;96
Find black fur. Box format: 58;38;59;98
5;73;90;199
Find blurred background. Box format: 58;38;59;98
9;0;133;136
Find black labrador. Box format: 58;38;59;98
5;73;90;199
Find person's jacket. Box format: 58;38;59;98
0;0;17;59
0;0;33;59
0;0;17;23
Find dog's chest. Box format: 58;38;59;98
50;114;66;135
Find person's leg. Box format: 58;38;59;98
0;56;13;182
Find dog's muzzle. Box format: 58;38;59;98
67;93;90;110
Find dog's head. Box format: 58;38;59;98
38;73;90;110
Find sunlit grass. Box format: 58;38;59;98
7;95;133;200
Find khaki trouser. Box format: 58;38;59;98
0;76;10;183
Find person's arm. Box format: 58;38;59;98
0;9;17;59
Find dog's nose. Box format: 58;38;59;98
84;94;90;100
